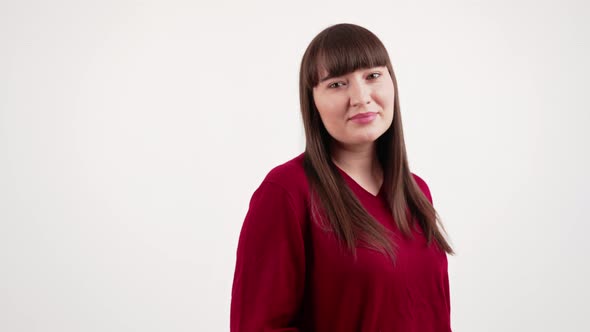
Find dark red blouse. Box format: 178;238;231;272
231;153;452;331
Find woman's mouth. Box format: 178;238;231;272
349;112;377;124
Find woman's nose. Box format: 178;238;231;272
349;81;371;107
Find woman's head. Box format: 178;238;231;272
299;23;401;159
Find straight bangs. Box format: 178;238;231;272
303;25;391;88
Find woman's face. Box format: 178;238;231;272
312;65;395;150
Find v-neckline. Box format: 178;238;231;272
334;164;383;199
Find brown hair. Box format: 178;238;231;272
299;23;454;263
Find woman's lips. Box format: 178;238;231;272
350;112;377;124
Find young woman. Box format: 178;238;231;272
231;23;454;332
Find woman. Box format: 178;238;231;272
231;23;454;332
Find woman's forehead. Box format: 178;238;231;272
317;66;329;77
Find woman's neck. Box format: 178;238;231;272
331;142;382;183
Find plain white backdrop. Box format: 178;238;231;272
1;0;589;331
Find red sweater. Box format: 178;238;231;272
231;153;451;331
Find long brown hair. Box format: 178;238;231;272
299;23;454;263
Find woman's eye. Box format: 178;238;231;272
328;73;380;88
368;72;381;80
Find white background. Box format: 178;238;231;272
1;0;589;331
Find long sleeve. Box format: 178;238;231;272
230;180;306;332
444;264;451;321
413;173;452;326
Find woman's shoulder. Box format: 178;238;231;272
410;172;433;204
249;152;309;218
262;152;308;193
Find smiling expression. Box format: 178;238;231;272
312;65;395;149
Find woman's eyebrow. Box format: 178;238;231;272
319;74;338;83
319;67;382;83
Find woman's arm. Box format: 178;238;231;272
230;180;305;332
